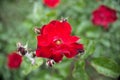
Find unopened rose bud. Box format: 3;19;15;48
17;42;27;56
34;27;41;34
18;47;27;56
46;59;55;67
60;17;68;22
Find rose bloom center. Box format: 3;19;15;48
55;39;62;45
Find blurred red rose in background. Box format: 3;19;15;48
36;20;84;63
92;5;117;29
7;52;22;69
43;0;60;8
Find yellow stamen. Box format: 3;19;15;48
55;40;62;45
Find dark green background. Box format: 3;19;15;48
0;0;120;80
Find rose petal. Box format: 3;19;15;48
51;51;63;63
42;20;71;38
64;43;84;58
36;46;51;58
63;36;79;45
37;35;51;46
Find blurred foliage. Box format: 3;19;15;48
0;0;120;80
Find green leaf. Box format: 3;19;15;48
86;31;101;39
76;21;91;35
100;39;111;48
73;60;90;80
91;57;120;78
0;54;4;68
21;57;43;75
54;59;73;78
80;39;95;59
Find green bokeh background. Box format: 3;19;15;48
0;0;120;80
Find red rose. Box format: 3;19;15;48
7;52;22;69
92;5;117;29
36;20;84;63
43;0;60;8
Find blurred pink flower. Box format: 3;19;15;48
7;52;22;69
92;5;117;29
43;0;60;8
